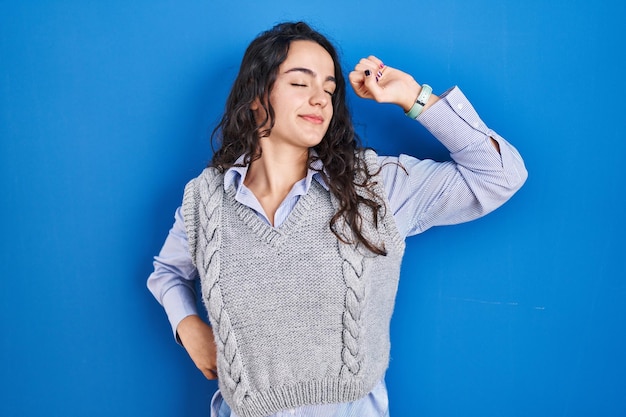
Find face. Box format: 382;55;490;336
254;40;336;152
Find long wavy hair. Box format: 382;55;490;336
211;21;386;255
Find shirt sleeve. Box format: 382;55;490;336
147;207;200;340
381;86;528;238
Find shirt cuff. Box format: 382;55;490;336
418;86;492;154
161;284;200;342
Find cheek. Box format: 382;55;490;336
324;114;333;133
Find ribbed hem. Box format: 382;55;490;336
230;378;367;417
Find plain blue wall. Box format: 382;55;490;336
2;1;625;416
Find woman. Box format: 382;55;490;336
148;21;527;417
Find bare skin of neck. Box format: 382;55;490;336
243;142;309;226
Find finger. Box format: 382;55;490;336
350;56;386;99
354;60;380;75
356;56;385;79
356;56;384;70
366;55;385;70
355;61;386;87
348;70;369;98
349;67;381;99
348;69;365;86
362;68;383;97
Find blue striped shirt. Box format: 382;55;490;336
147;86;527;417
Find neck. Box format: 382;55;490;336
243;143;310;225
246;146;309;191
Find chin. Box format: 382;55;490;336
307;138;324;149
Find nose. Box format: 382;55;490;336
310;86;330;107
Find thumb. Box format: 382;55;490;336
363;69;385;101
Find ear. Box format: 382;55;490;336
250;97;261;111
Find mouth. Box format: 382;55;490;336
299;114;324;124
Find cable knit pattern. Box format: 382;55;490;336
182;168;251;405
333;149;404;379
334;215;366;379
182;153;406;417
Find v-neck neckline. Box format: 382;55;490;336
224;181;325;246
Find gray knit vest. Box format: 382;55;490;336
182;150;405;417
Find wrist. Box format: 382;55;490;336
405;84;433;119
400;81;422;112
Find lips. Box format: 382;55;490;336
300;114;324;124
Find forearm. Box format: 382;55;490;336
382;86;527;236
147;207;200;339
418;86;526;187
177;314;218;380
396;76;440;115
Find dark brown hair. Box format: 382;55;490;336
210;21;386;255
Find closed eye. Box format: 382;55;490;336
291;83;334;97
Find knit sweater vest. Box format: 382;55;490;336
182;150;405;417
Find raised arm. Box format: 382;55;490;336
349;56;527;237
349;55;501;153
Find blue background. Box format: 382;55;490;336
2;1;625;416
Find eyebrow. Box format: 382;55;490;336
284;67;336;84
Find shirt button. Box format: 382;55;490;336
456;102;464;110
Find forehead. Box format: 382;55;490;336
280;40;335;76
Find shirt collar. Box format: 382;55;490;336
223;152;329;194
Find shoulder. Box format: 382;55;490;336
181;167;224;265
354;149;388;205
361;148;379;168
188;166;224;188
356;149;382;177
183;167;224;201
